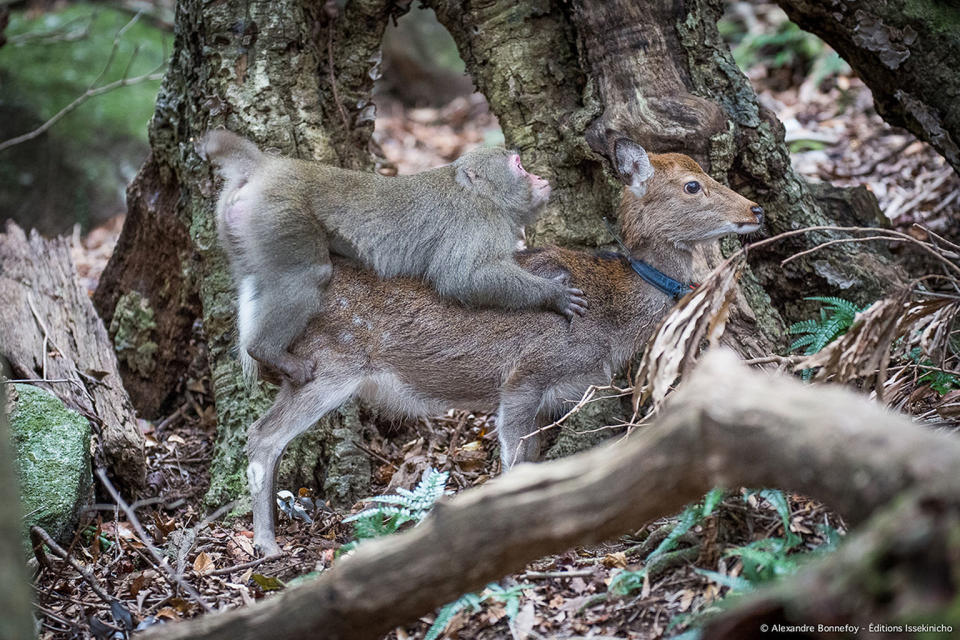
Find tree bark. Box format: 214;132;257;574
0;222;145;489
428;0;901;456
94;0;400;505
98;0;914;501
140;350;960;640
430;0;901;338
0;359;35;640
778;0;960;176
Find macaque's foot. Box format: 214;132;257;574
550;276;588;319
277;355;316;387
253;350;316;387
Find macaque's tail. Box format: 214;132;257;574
236;275;261;386
202;129;265;184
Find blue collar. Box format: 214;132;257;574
626;256;695;300
601;217;694;300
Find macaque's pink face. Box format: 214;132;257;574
509;153;551;206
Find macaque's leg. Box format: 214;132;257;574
245;260;332;385
246;376;360;555
497;383;545;470
462;263;588;319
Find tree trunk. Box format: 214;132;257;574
94;0;400;505
139;350;960;640
99;0;913;503
0;360;35;640
0;222;145;489
430;0;899;355
426;0;901;457
778;0;960;176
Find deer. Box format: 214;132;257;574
242;138;764;554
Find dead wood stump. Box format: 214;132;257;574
0;222;145;489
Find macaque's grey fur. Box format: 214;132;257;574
204;130;586;385
243;139;765;554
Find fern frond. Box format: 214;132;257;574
789;296;867;355
787;318;820;334
805;296;861;315
343;468;451;541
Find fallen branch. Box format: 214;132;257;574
95;469;212;612
143;350;960;640
29;526;114;605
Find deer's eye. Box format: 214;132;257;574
684;181;701;195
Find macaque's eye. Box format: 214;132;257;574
512;154;526;175
684;181;701;195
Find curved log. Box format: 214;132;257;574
143;350;960;640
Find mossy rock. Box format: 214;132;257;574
10;384;92;545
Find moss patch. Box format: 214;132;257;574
108;291;159;377
10;384;92;544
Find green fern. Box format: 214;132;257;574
425;591;484;640
789;297;866;379
341;468;450;550
608;487;726;596
425;582;531;640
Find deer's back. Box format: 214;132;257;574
291;249;665;411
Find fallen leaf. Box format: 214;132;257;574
193;551;214;575
129;571;154;597
602;552;628;568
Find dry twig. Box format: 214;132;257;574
0;12;165;153
95;468;213;612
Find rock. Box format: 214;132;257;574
10;384;92;544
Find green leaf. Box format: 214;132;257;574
251;573;285;592
702;487;726;517
649;504;700;560
344;468;451;542
608;568;646;596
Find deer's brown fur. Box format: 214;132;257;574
244;141;763;554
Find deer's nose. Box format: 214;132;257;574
750;205;764;225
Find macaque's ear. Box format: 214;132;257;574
614;138;654;198
456;165;478;189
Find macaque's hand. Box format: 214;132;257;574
551;275;588;319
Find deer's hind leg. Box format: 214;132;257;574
246;375;360;555
497;381;548;471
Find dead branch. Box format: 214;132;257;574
95;469;212;612
142;350;960;640
0;11;164;154
748;225;959;277
29;526;114;605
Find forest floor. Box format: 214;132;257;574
39;45;960;640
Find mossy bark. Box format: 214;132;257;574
0;365;35;640
778;0;960;176
430;0;900;457
96;0;398;506
9;384;92;545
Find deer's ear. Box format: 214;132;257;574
614;138;654;198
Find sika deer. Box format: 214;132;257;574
244;139;763;554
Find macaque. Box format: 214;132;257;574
203;130;586;385
243;138;766;554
